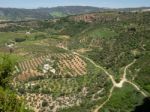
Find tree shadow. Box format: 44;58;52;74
132;97;150;112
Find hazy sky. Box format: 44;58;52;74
0;0;150;9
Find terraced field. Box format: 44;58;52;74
16;53;87;81
14;52;110;112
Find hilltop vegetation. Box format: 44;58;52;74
0;6;100;20
0;6;150;21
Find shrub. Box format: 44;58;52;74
42;101;48;107
18;88;25;94
15;38;26;42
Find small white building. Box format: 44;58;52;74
42;63;56;74
43;64;51;71
26;31;31;35
7;43;14;48
50;69;56;74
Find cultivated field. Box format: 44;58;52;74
16;53;87;81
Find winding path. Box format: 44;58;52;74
93;86;114;112
73;52;147;112
57;46;147;111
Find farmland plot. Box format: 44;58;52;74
16;69;43;81
14;52;110;112
23;88;85;112
16;53;87;81
17;54;51;71
56;53;87;77
18;68;109;112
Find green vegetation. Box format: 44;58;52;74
101;84;144;112
131;52;150;93
0;87;29;112
83;27;118;39
0;55;16;88
0;55;32;112
0;11;149;112
50;11;67;18
0;6;100;20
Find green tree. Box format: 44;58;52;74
0;54;32;112
0;55;15;88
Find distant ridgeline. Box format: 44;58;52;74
0;6;100;21
0;6;150;21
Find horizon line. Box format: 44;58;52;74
0;5;150;10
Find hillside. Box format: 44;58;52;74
0;6;150;21
0;11;150;112
0;6;100;20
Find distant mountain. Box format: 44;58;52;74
0;6;100;21
0;6;150;21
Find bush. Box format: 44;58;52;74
0;87;31;112
34;34;47;40
15;38;26;42
42;101;48;107
18;88;25;94
0;55;15;88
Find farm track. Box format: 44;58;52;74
93;86;114;112
16;46;147;111
72;52;147;112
